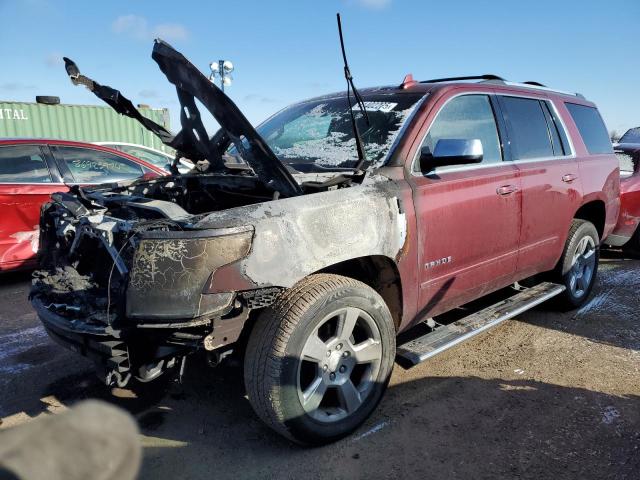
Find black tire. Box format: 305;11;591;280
553;219;600;310
622;228;640;258
35;95;60;105
244;274;396;445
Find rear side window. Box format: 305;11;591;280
565;103;613;155
0;145;52;183
59;147;143;184
500;96;555;160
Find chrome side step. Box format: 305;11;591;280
396;282;566;368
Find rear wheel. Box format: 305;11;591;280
243;274;395;445
553;219;599;310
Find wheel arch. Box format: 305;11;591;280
314;255;403;331
574;200;606;240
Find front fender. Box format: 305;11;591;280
197;177;407;289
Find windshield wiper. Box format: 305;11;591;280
336;13;370;174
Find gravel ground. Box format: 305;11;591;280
1;252;638;479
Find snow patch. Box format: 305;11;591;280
601;406;620;424
353;420;389;441
577;291;612;315
575;266;639;318
0;326;50;380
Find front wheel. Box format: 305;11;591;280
553;219;600;310
243;274;396;445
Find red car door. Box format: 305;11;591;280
0;144;68;271
496;95;583;278
407;92;522;319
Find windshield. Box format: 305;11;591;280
619;127;640;144
251;93;423;171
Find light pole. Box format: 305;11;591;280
209;60;234;92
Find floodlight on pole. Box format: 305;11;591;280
209;59;234;92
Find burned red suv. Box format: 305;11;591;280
31;41;619;445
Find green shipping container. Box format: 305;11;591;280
0;100;171;153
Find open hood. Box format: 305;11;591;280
63;40;302;198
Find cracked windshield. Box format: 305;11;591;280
253;94;423;171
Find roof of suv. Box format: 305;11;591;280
310;75;593;106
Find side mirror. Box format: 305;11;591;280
420;139;483;172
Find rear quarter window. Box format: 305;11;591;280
565;103;613;155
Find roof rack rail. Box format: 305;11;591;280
420;74;505;84
416;75;585;98
504;81;584;98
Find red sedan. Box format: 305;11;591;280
0;139;166;271
607;144;640;255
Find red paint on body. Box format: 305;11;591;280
0;139;166;271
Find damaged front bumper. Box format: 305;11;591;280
31;194;262;387
31;277;250;387
32;295;134;386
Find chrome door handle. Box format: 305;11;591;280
496;185;518;196
562;173;578;183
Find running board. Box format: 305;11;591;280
396;282;565;368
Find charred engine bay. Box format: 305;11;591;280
107;173;276;219
77;170;355;220
32;170;355;325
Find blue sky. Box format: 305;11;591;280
1;0;638;136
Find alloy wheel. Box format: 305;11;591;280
568;236;596;298
297;306;383;423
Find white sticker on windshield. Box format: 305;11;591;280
354;102;397;113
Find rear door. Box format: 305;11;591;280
497;94;582;277
0;144;66;270
409;92;522;318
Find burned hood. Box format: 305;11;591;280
63;40;302;198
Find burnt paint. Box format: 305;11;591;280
127;231;252;320
196;174;408;290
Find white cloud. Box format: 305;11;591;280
139;89;159;98
0;82;36;91
353;0;391;9
45;52;63;68
112;15;189;42
243;94;279;104
151;23;188;42
112;14;148;40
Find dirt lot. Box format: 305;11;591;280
1;252;639;479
